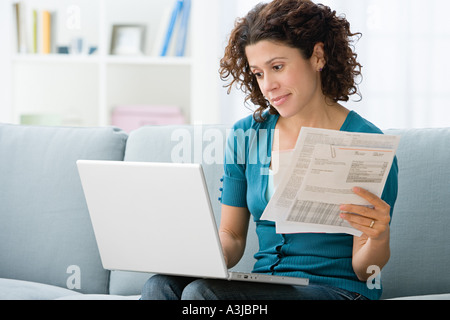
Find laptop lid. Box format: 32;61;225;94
77;160;228;279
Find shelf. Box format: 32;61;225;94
105;55;192;66
12;54;192;66
2;0;222;127
12;54;100;64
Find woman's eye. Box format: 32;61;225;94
254;72;263;78
273;65;283;71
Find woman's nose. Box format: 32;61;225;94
262;74;279;93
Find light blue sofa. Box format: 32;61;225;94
1;122;449;300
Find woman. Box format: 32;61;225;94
141;0;398;300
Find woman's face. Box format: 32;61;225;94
245;40;323;119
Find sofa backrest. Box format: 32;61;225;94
109;125;259;295
0;124;128;294
380;128;450;299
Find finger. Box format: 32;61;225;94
352;187;389;210
341;213;389;240
340;204;391;227
340;204;378;220
340;212;374;228
342;218;379;237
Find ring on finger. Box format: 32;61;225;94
369;220;375;228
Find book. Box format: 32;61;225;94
14;2;27;53
42;10;51;54
51;11;58;53
12;3;57;55
152;6;172;56
175;0;191;57
32;9;37;54
160;0;184;56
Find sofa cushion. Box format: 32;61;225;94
381;128;450;299
0;124;128;295
108;270;152;296
0;278;82;300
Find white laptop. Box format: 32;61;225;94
76;160;308;287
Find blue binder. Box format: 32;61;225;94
175;0;191;57
160;0;184;57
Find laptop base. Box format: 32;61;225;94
228;272;309;286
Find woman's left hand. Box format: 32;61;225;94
339;187;391;240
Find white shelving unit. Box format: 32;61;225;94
0;0;222;127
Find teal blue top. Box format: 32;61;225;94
220;111;399;300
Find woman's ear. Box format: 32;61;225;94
312;42;326;71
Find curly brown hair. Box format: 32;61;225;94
219;0;363;121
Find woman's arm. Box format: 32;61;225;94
351;231;390;282
339;187;392;281
219;204;251;269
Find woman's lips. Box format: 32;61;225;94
271;94;290;107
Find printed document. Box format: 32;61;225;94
261;127;400;237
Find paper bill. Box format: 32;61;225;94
261;127;400;236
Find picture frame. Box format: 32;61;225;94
110;24;146;55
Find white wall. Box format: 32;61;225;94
0;0;13;123
216;0;264;126
323;0;450;129
218;0;450;130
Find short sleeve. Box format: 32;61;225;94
382;156;399;220
220;122;249;208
